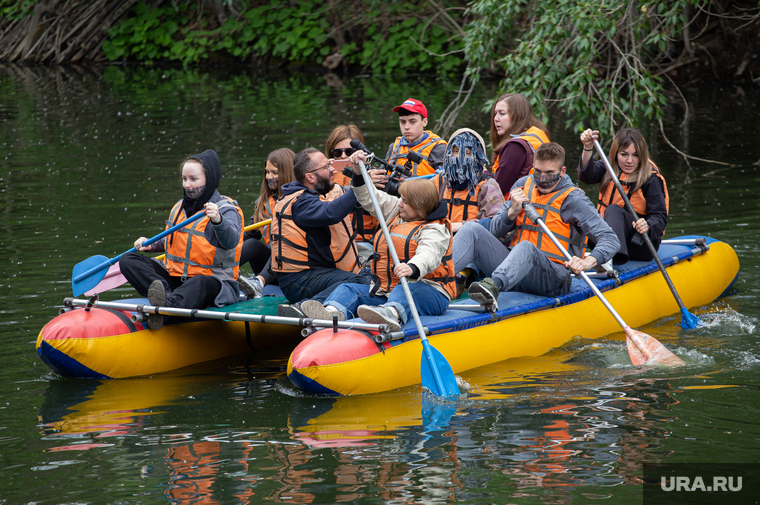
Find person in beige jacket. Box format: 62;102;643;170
299;151;457;332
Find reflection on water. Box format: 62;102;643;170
1;65;759;503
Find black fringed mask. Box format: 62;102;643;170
443;131;489;195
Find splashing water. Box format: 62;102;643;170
696;305;756;334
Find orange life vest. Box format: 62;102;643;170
270;186;360;274
597;161;669;233
352;208;380;243
511;178;586;264
255;194;276;245
163;198;244;281
387;131;447;177
431;173;486;223
492;126;550;174
371;217;457;298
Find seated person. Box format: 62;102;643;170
238;148;294;298
489;93;550;195
432;128;504;233
269;148;369;316
121;149;244;330
578;128;668;265
324;124;379;245
452;142;619;310
385;98;447;177
299;160;456;332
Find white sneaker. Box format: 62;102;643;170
238;275;264;299
357;305;402;332
301;300;345;321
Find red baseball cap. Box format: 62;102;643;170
392;98;427;118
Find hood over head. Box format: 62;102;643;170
182;149;221;217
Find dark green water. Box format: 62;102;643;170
1;64;758;504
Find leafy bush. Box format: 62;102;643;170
463;0;709;134
102;0;463;74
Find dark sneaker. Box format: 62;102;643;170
238;275;264;299
278;302;305;318
147;280;166;331
468;278;499;312
301;300;345;321
357;305;402;332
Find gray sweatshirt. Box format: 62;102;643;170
490;174;620;266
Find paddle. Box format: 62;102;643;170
80;219;273;297
522;202;684;366
593;139;701;329
356;157;460;398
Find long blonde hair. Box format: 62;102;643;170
253;148;295;223
489;93;549;162
600;128;653;195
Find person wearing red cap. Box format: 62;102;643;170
384;98;447;177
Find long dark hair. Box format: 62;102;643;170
253;148;295;223
600;128;653;195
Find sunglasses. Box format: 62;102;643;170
331;147;356;158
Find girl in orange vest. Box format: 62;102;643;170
299;174;456;333
238;148;295;298
490;93;551;196
578;128;668;264
120;149;244;330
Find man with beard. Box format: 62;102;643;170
269;147;368;315
453;142;619;311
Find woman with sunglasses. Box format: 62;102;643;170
324;124;381;245
238;148;295;299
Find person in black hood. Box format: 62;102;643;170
120;149;244;330
297;157;457;333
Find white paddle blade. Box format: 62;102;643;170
624;326;685;367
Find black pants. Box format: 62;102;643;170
604;205;661;264
120;252;221;309
239;238;277;285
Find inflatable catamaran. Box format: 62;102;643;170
38;237;739;392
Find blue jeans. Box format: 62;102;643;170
325;281;449;325
279;267;370;304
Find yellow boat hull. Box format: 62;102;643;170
288;239;739;396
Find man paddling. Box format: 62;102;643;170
269;147;369;316
452;142;620;309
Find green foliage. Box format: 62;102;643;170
348;13;462;74
103;1;330;65
464;0;706;135
102;0;463;74
0;0;36;21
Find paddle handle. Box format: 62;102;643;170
592;140;688;313
357;160;448;394
523;203;627;329
154;218;272;262
73;210;206;283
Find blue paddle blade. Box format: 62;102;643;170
72;255;111;297
679;307;702;329
420;340;460;398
